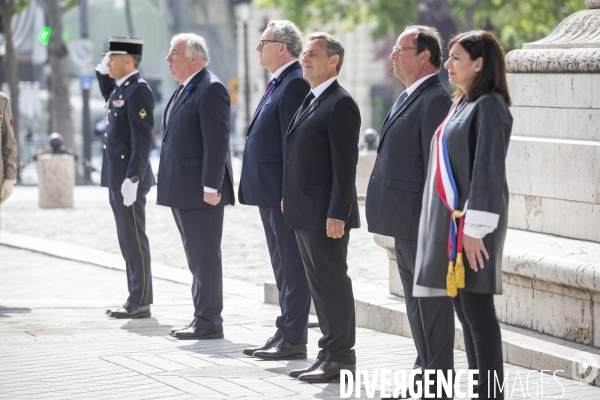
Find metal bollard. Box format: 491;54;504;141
38;133;75;208
364;128;379;151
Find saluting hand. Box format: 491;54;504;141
326;218;345;239
463;234;489;272
204;192;221;206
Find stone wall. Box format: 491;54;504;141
506;73;600;242
381;1;600;348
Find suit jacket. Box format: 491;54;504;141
96;71;156;189
365;75;451;241
283;80;361;231
156;68;234;209
0;92;17;188
238;61;310;207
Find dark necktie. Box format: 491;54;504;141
265;79;275;94
166;84;184;124
391;91;408;114
297;92;315;117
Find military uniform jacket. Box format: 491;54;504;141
365;75;451;240
283;80;361;231
415;92;513;296
96;71;156;189
238;61;310;207
0;92;17;188
156;68;234;209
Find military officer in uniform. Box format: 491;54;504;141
96;37;155;319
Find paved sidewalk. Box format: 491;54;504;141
2;245;600;399
0;158;389;288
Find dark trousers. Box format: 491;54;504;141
453;291;504;400
295;229;356;365
108;187;153;306
395;239;454;396
259;207;310;344
172;207;224;333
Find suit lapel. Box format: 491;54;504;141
164;68;207;136
248;61;302;133
379;75;440;143
287;80;339;138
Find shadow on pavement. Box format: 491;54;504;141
118;317;177;336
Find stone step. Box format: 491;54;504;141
385;229;600;347
264;278;600;388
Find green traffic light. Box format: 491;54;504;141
38;27;51;45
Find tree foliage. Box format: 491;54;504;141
256;0;587;50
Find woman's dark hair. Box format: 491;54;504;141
448;30;512;106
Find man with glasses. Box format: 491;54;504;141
365;25;453;399
238;20;311;360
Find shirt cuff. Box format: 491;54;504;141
203;187;218;193
332;219;345;223
463;223;495;239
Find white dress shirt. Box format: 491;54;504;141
116;70;139;87
272;59;297;80
310;77;337;104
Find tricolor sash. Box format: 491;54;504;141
434;96;467;297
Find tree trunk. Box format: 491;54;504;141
1;0;20;181
44;0;74;151
465;0;485;30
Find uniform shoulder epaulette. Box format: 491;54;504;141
137;77;148;85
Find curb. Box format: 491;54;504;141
265;281;600;387
3;230;599;387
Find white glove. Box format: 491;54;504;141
95;55;110;75
0;179;16;204
121;178;138;207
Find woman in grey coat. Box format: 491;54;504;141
414;31;512;399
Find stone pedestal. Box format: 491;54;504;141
38;154;75;208
372;1;600;349
356;151;377;195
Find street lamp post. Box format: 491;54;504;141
233;0;251;137
80;0;93;184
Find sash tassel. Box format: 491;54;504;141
434;97;467;297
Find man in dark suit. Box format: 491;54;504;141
365;26;453;399
97;37;155;319
284;32;360;383
158;33;234;340
238;20;312;360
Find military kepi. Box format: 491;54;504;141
105;37;143;56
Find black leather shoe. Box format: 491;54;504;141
288;358;324;378
242;337;280;356
106;302;150;319
298;361;356;383
171;325;224;340
169;321;194;336
253;341;307;360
